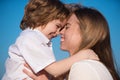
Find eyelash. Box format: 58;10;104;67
56;25;61;28
65;25;69;29
59;24;69;32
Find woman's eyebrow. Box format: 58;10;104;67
66;23;71;26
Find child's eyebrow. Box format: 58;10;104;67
58;24;62;27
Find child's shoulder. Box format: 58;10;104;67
15;29;37;41
15;29;40;43
20;29;37;37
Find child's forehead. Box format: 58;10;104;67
52;19;65;24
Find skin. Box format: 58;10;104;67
36;19;67;40
23;19;67;80
23;14;99;80
60;14;82;55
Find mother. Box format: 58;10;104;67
24;4;120;80
59;4;120;80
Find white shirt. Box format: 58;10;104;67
68;60;113;80
2;28;56;80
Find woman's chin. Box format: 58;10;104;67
60;46;67;51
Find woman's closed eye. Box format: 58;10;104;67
59;23;70;32
65;26;69;29
65;24;70;30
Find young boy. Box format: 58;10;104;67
2;0;97;80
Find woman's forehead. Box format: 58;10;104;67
67;14;79;24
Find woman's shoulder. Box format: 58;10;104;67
71;59;109;74
71;60;102;73
72;59;102;67
69;60;113;80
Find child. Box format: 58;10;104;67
2;0;97;80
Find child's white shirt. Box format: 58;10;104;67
68;60;113;80
2;28;56;80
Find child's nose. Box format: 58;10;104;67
53;33;58;38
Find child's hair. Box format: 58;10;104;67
20;0;69;30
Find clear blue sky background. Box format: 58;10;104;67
0;0;120;79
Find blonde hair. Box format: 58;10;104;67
20;0;69;30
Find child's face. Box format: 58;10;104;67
41;19;66;40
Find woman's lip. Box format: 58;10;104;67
60;36;64;42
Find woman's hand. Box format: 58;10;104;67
23;69;49;80
23;63;49;80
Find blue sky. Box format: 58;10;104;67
0;0;120;79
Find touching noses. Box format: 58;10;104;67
52;28;61;37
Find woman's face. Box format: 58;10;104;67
60;14;82;55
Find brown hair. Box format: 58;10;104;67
20;0;69;30
75;7;120;80
56;4;120;80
